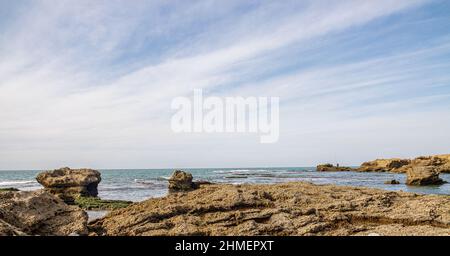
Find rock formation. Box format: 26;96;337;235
384;180;400;185
406;166;445;186
399;155;450;174
0;190;88;236
168;170;195;192
317;164;354;172
36;167;101;203
90;181;450;236
358;159;411;172
357;154;450;173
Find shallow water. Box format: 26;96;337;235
86;210;108;222
0;168;449;202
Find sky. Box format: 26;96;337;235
1;0;450;170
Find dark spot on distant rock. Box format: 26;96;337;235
384;180;400;185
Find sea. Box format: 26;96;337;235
1;168;449;202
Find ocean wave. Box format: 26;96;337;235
213;169;273;174
224;172;290;178
100;184;167;191
224;175;248;179
134;179;156;185
156;176;171;181
0;180;37;186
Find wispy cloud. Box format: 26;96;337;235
0;0;449;169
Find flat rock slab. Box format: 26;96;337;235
90;182;450;236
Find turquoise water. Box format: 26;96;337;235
0;168;449;202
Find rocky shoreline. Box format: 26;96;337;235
360;154;449;173
318;154;449;186
89;181;450;236
318;154;450;173
1;154;450;236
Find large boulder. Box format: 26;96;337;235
317;164;354;172
0;190;88;236
168;170;195;192
36;167;101;203
406;166;445;186
358;158;411;172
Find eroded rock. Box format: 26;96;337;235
358;159;411;172
317;164;354;172
0;190;88;236
89;182;450;236
357;154;450;173
399;155;450;174
406;166;445;186
168;170;195;192
36;167;101;203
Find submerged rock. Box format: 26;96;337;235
406;166;445;186
36;167;101;203
0;190;88;236
317;164;354;172
90;182;450;236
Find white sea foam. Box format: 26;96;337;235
213;169;273;174
134;179;161;185
0;180;36;186
156;176;171;181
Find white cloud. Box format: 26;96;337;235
0;0;449;169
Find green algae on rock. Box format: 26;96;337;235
74;196;132;210
0;188;19;192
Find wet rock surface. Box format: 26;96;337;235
90;182;450;236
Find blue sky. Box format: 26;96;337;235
0;0;450;169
